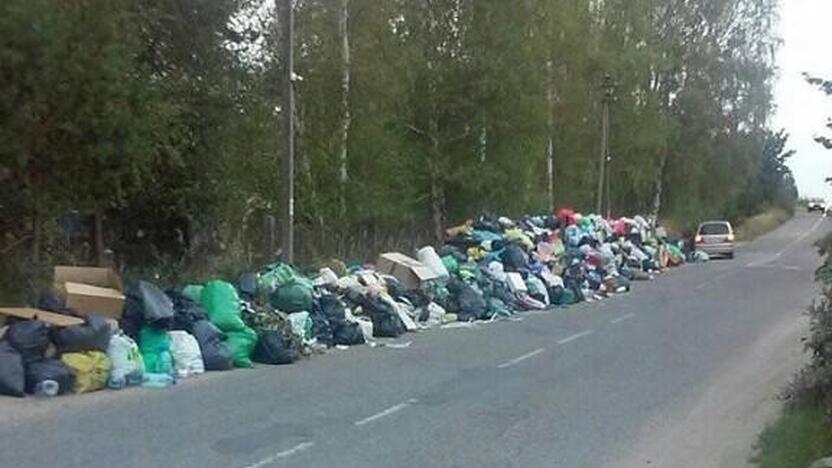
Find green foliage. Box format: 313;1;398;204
0;0;797;299
752;404;832;468
784;234;832;415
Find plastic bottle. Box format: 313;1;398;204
34;380;59;398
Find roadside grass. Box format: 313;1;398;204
735;208;793;242
751;404;832;468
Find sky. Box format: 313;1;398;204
774;0;832;200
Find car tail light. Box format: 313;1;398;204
695;235;703;243
727;234;735;242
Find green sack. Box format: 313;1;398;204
182;284;203;302
270;283;313;313
668;244;685;263
554;288;577;306
441;256;459;276
201;280;247;332
258;263;314;293
486;297;512;318
138;326;173;375
225;328;258;368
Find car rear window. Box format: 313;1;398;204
699;223;729;235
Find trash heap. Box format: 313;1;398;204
0;209;690;398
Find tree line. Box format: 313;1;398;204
0;0;797;300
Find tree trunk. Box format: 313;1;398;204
32;205;41;264
94;210;104;266
337;0;351;218
429;158;446;242
651;151;668;219
478;111;487;164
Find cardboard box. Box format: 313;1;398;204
376;252;440;290
0;307;85;327
54;266;125;319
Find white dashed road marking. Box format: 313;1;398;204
497;348;546;369
557;329;594;345
354;399;418;426
611;313;636;324
242;441;315;468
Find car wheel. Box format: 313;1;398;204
727;252;734;259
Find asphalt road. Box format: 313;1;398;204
0;214;827;468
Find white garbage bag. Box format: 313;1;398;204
288;312;311;340
107;332;144;388
167;330;204;379
417;246;450;278
506;272;527;293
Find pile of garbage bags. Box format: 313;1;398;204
0;209;691;398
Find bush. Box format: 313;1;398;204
783;233;832;414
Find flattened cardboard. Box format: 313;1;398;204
376;252;440;290
0;307;84;327
54;266;125;319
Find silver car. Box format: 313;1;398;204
695;221;735;259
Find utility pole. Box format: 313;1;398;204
596;74;614;216
605;152;611;219
279;0;295;263
546;59;555;213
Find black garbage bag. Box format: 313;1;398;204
401;290;431;309
309;310;334;347
0;341;25;397
333;321;365;346
501;244;529;272
456;285;487;321
384;277;406;301
544;216;560;230
37;292;75;315
473;216;502;233
120;288;144;339
6;320;50;363
319;295;347;322
166;290;208;332
24;358;75;395
365;297;405;338
318;295;365;346
136;281;174;327
51;314;112;354
252;330;297;365
237;272;259;301
191;320;233;371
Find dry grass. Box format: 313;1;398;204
735;208;793;242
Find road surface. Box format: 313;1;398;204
0;214;827;468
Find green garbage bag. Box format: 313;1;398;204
225;328;258;368
668;244;685;264
270;283;313;313
458;263;479;282
486;297;512;318
182;284;203;302
258;263;314;293
554;288;577;306
201;280;247;332
138;326;173;375
441;256;459;276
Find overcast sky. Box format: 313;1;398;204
774;0;832;200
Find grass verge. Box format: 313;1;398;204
752;404;832;468
735;208;793;242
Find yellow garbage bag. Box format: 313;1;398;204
61;351;111;393
504;228;534;251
